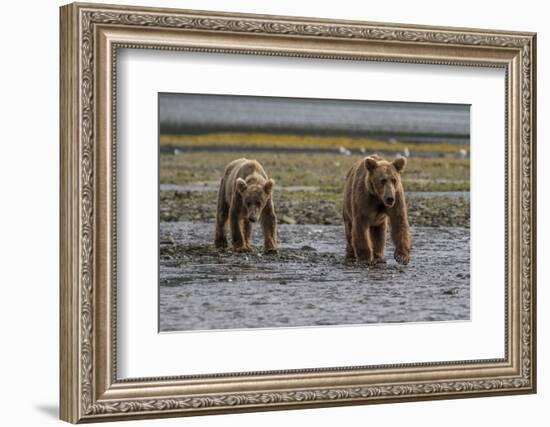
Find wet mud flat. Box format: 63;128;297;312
160;222;470;332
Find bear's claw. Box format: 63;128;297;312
394;253;410;265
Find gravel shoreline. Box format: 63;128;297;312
160;189;470;228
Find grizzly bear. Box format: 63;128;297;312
214;158;277;253
342;154;411;265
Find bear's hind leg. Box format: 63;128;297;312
370;221;387;264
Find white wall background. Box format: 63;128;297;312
0;0;545;425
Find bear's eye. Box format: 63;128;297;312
391;178;397;184
381;178;388;184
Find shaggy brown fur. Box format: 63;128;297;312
342;154;411;265
215;158;277;253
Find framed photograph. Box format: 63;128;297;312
60;2;536;423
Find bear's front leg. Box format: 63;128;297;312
389;204;411;265
260;200;278;254
369;221;388;264
229;199;250;252
214;182;229;249
351;220;373;265
393;245;410;265
343;216;355;260
243;219;254;251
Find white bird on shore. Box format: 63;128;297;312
459;149;468;158
339;146;351;156
403;147;410;157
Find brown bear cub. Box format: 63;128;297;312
342;154;411;265
215;158;277;254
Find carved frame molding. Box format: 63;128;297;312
60;2;536;423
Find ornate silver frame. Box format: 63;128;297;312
60;2;536;423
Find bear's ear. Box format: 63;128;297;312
236;178;247;194
364;157;379;172
264;179;275;194
393;157;407;173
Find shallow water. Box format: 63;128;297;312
159;183;470;201
159;222;470;332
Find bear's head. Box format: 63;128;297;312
236;178;275;222
364;156;407;208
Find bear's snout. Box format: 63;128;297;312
247;210;259;222
384;196;395;207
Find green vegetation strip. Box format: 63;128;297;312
160;152;470;193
